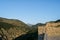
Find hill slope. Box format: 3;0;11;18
0;17;31;40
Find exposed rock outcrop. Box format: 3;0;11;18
38;20;60;40
45;22;60;40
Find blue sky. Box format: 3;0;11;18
0;0;60;24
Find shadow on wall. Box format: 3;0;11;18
13;31;38;40
38;33;45;40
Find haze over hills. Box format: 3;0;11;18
0;17;60;40
0;0;60;40
0;17;38;40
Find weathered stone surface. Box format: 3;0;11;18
38;21;60;40
38;26;45;40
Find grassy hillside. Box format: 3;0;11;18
0;17;30;31
0;17;38;40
